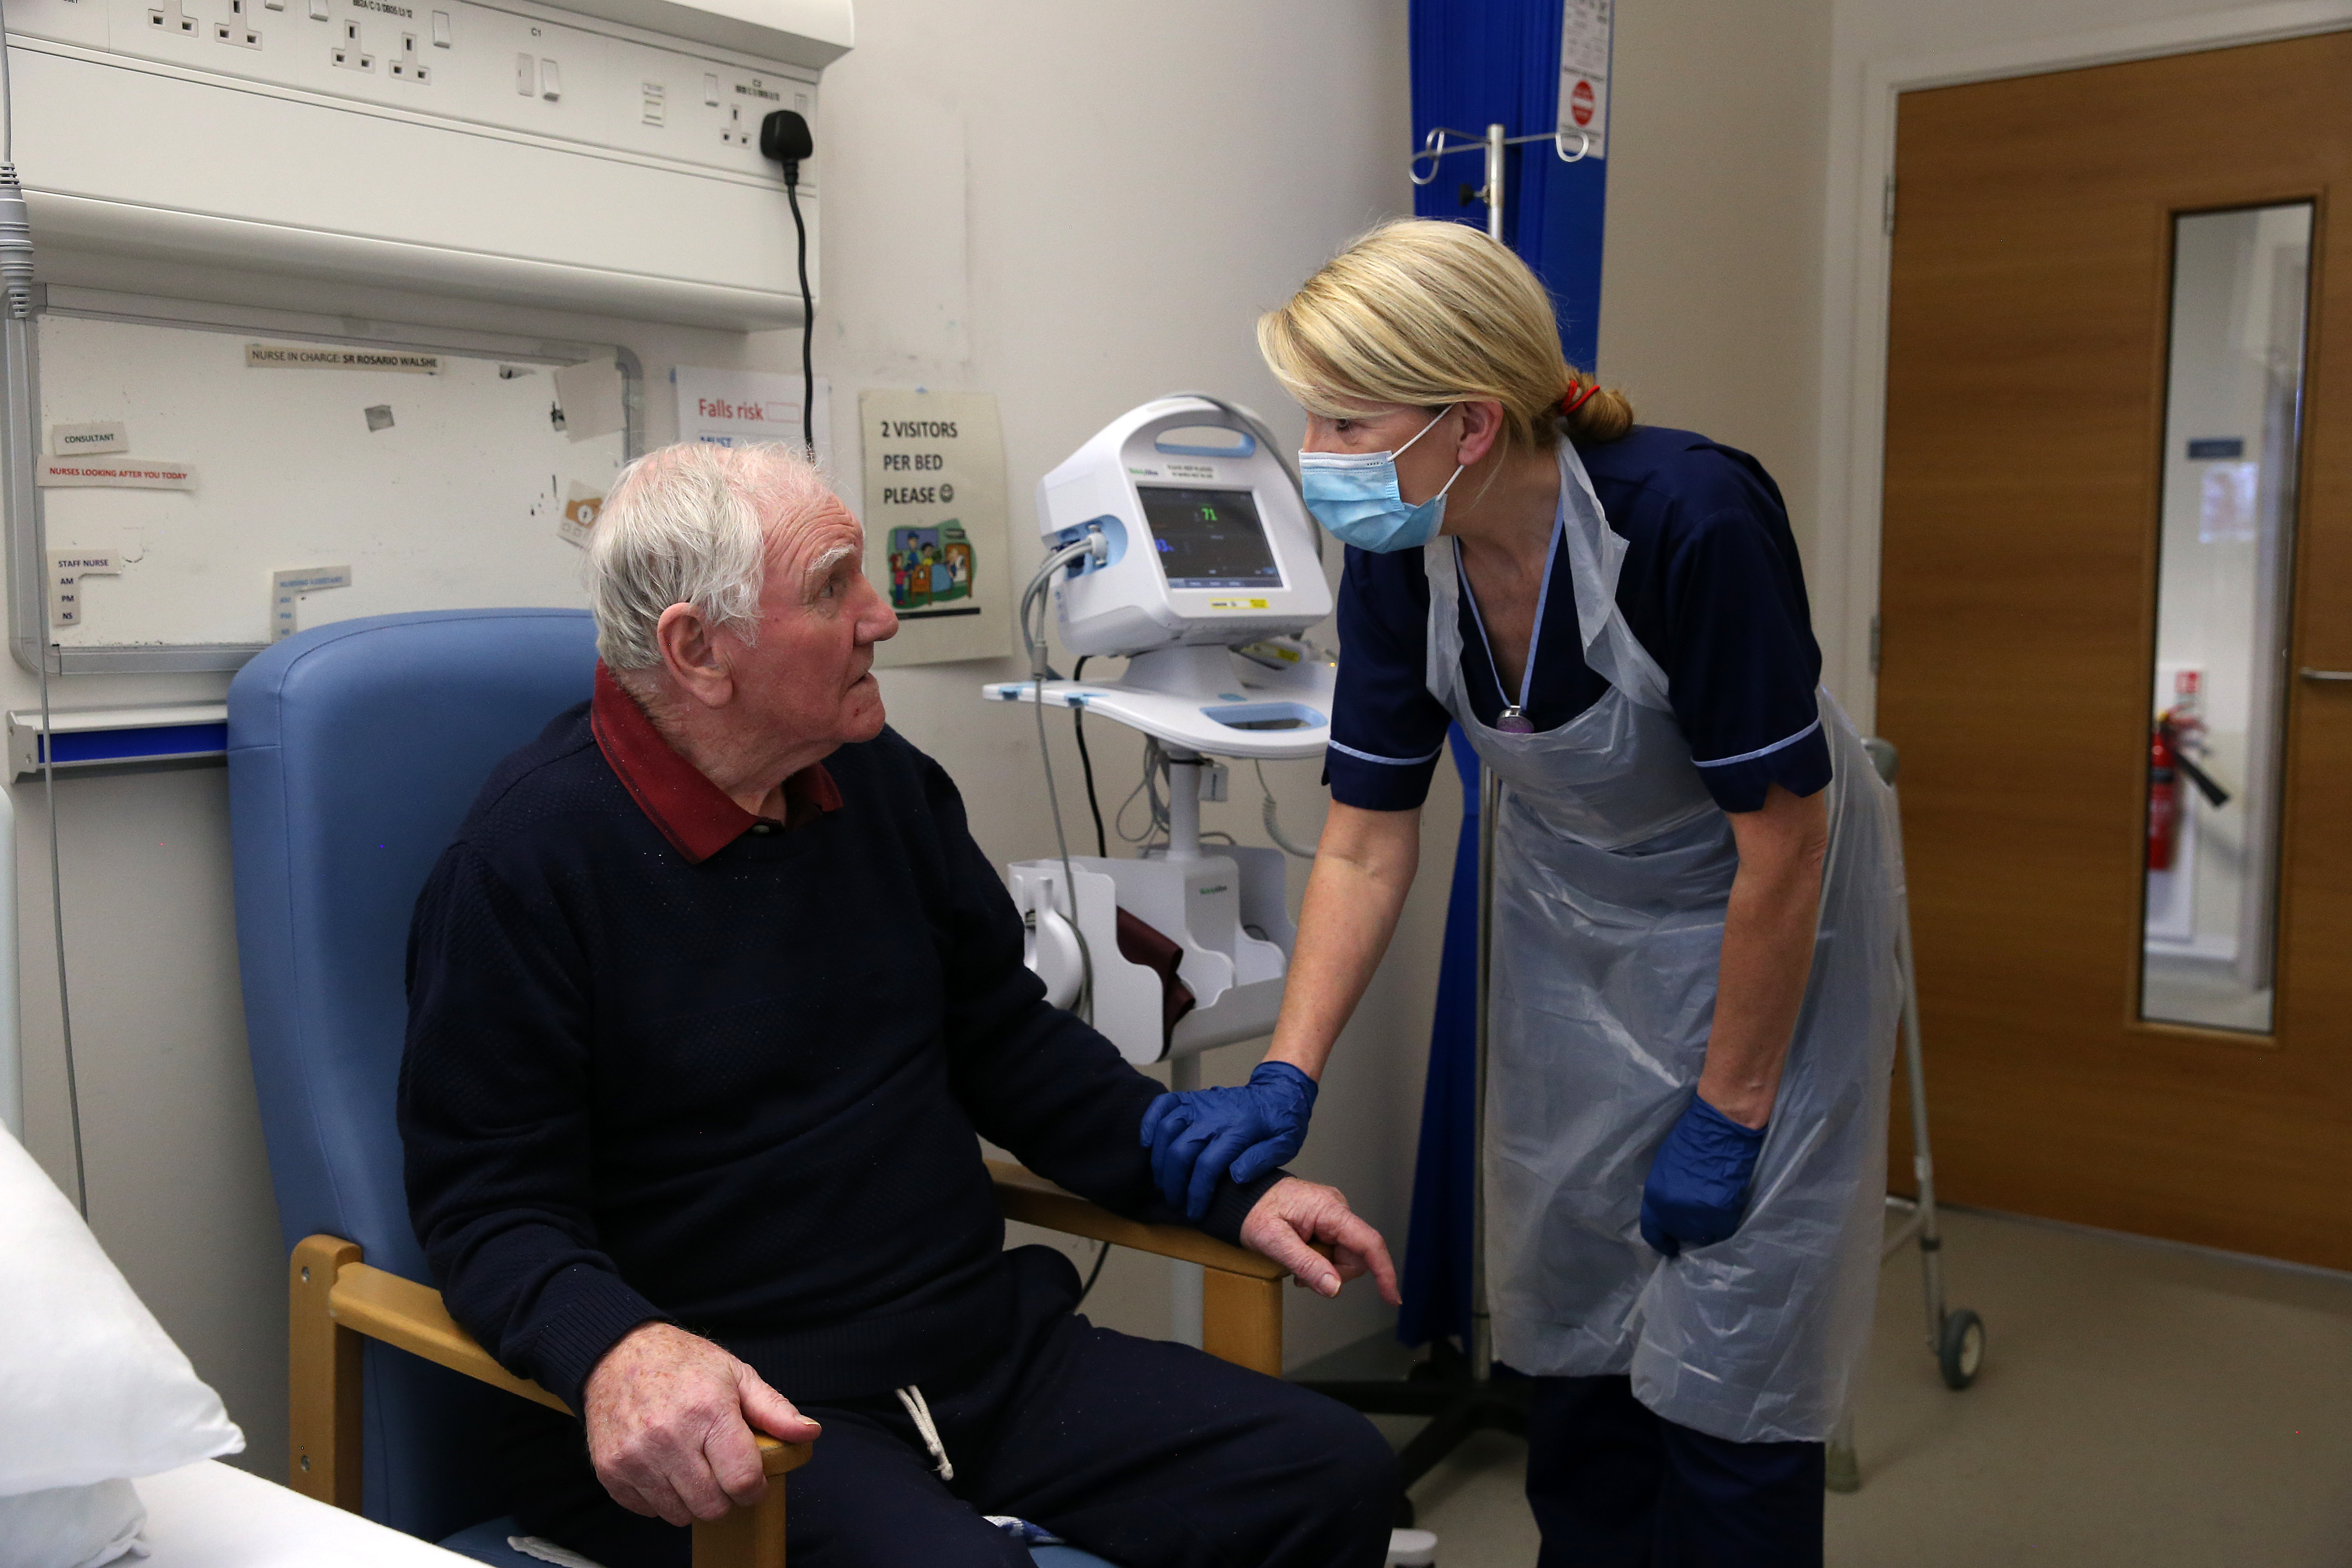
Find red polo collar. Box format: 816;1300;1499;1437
589;663;841;863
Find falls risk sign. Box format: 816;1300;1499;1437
858;389;1010;667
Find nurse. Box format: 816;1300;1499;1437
1141;220;1903;1565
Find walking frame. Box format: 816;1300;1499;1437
1828;738;1985;1492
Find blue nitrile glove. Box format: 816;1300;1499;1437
1639;1095;1767;1258
1139;1062;1320;1220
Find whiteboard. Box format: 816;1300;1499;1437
20;300;632;671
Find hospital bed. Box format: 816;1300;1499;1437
129;1460;482;1568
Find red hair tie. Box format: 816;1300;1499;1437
1560;382;1602;417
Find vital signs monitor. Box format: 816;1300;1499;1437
1036;397;1333;657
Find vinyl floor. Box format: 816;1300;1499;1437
1336;1206;2352;1566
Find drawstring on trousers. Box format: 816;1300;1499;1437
895;1385;954;1482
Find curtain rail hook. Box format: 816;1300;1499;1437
1554;128;1592;164
1410;126;1452;187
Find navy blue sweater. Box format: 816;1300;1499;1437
399;703;1274;1411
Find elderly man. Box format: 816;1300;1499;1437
400;442;1400;1568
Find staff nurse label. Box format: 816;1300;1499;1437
49;548;122;628
271;565;354;642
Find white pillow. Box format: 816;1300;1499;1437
0;1126;244;1496
0;1479;147;1568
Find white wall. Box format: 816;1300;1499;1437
1597;0;1834;576
8;0;1426;1481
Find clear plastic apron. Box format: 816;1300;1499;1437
1426;439;1904;1444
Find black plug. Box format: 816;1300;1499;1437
760;109;813;185
761;107;818;457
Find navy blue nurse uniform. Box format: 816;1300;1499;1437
1334;427;1846;1566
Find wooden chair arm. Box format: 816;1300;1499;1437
323;1256;566;1413
987;1158;1285;1278
290;1235;808;1568
985;1159;1339;1275
987;1161;1313;1377
293;1167;1302;1558
322;1255;812;1476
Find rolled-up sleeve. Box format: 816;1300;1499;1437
1325;547;1453;811
1656;485;1832;814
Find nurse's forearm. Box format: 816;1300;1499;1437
1264;802;1423;1082
1698;784;1831;1129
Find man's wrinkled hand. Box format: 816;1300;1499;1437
583;1322;821;1527
1238;1176;1401;1305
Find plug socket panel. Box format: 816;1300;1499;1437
388;30;430;81
216;4;263;49
332;17;374;69
122;0;800;182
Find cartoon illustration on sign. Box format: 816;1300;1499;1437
887;522;974;610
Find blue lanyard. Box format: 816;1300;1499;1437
1456;506;1565;735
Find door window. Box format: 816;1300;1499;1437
2140;204;2312;1033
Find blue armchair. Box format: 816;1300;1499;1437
227;609;1279;1568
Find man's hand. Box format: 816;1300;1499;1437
1238;1176;1401;1305
583;1322;821;1526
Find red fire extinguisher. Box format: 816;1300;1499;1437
2147;719;2180;872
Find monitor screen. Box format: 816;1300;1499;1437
1139;486;1284;590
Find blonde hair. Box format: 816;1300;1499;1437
1258;218;1632;450
587;441;837;670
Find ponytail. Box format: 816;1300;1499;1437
1555;368;1635;446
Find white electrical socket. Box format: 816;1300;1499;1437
333;17;373;70
389;33;430;79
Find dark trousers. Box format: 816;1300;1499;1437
507;1249;1396;1568
1525;1374;1823;1568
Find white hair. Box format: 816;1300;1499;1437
587;441;838;671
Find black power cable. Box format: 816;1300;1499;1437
1069;655;1108;858
760;111;817;457
1074;1239;1112;1307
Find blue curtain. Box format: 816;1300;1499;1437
1394;725;1483;1349
1396;0;1609;1352
1407;0;1610;371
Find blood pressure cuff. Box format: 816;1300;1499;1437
1114;908;1196;1053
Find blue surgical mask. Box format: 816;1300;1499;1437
1297;411;1463;552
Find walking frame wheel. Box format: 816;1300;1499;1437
1937;1308;1984;1390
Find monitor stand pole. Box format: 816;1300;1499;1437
1295;762;1527;1525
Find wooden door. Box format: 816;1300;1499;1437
1879;34;2352;1268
